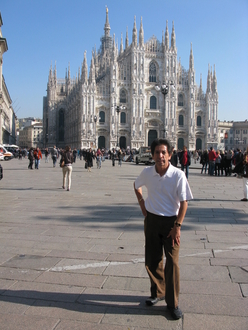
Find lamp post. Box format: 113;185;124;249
155;81;175;139
114;105;126;147
94;115;97;148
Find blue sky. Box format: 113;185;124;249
1;0;248;122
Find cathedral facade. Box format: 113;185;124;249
43;8;218;151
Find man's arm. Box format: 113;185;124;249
133;182;147;217
167;200;188;247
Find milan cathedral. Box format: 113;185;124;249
43;7;218;151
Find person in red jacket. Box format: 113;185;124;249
34;147;42;169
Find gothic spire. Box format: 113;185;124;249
189;43;194;70
212;64;217;93
120;32;123;54
89;51;95;84
170;21;176;51
125;26;129;50
165;20;169;50
132;16;137;46
139;17;144;47
104;6;110;37
81;51;88;84
207;63;212;93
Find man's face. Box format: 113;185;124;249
152;144;171;169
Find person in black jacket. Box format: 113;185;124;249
170;147;178;167
28;147;34;170
86;148;94;172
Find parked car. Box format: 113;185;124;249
0;152;4;161
0;145;13;160
134;146;154;165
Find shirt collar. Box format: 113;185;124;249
152;163;173;178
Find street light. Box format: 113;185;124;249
155;81;175;139
114;105;126;147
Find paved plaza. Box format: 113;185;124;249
0;157;247;330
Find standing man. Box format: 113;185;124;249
52;146;58;167
33;147;42;169
134;138;193;320
208;147;217;176
179;145;191;179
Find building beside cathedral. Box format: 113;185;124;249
43;8;218;151
0;12;16;145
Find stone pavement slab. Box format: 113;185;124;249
0;158;247;329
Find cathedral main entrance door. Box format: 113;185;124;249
120;136;126;149
148;130;157;146
98;136;105;149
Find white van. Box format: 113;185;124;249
0;145;13;161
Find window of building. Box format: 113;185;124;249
120;89;127;103
149;62;156;82
99;111;105;123
120;112;126;124
197;116;202;127
178;94;183;106
243;130;247;134
179;115;184;126
150;96;157;109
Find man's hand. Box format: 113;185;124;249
167;226;181;247
139;199;147;217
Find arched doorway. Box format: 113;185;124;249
148;130;157;146
178;138;184;150
120;136;126;149
98;136;105;149
196;138;202;150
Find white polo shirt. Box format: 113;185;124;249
135;164;193;216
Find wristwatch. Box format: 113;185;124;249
174;221;181;227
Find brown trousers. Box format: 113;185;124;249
144;211;180;308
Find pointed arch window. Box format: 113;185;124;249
99;111;105;123
120;112;126;124
178;94;184;106
149;62;157;82
197;116;201;127
179;115;184;126
120;89;127;103
150;96;157;109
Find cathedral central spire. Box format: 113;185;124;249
104;6;110;37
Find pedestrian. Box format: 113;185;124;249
241;146;248;201
118;149;123;167
73;148;77;163
215;150;221;176
45;148;49;163
134;138;193;320
179;145;191;179
208;147;217;176
111;148;116;166
33;147;42;169
170;147;178;167
60;146;74;191
86;148;94;172
96;148;102;169
200;150;208;174
28;147;34;169
51;146;58;167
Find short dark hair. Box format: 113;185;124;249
151;138;173;156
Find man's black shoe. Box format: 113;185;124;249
145;296;164;306
167;306;183;320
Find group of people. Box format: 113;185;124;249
200;148;235;176
28;147;42;169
